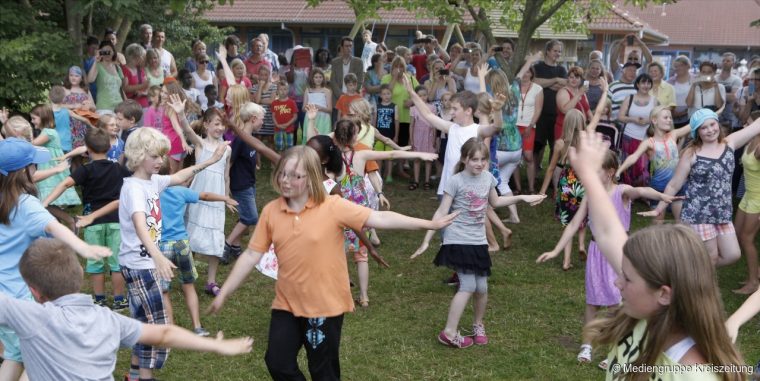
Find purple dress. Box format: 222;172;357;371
585;185;628;306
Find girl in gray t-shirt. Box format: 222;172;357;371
411;137;545;349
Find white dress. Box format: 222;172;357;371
186;143;229;257
191;71;216;107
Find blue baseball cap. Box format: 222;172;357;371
689;108;719;138
0;138;51;175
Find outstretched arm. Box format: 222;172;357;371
536;199;588;263
365;209;457;231
488;188;546;208
726;288;760;343
75;200;120;228
166;94;203;148
403;75;452;133
616;139;652;178
727;116;760;150
41;177;76;207
45;219;111;260
208;248;263;314
138;323;252;355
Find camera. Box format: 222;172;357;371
583;80;589;88
99;49;111;56
493;47;503;52
439;69;450;76
462;48;471;54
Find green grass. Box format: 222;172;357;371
108;162;760;380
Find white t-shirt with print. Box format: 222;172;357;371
118;174;171;269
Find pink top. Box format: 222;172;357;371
144;106;183;156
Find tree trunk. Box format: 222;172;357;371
116;18;132;52
64;0;84;59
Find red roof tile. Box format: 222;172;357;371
620;0;760;47
204;0;473;25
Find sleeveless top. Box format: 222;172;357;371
463;68;480;93
681;146;734;224
192;70;216;107
742;148;760;198
648;133;679;185
623;95;656;140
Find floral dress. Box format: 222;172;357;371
555;164;585;227
339;150;369;252
62;91;91;149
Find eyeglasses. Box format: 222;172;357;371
199;60;208;64
279;172;307;181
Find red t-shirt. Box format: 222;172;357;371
412;54;429;82
121;64;149;108
271;98;298;133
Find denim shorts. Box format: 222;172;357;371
232;186;259;226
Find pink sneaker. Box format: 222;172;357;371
438;331;474;348
472;324;488;345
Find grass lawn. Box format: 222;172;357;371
110;161;760;380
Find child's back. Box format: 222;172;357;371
0;292;141;380
52;106;73;152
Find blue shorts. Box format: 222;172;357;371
232;187;259;226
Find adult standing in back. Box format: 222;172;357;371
359;30;378;72
330;37;364;111
717;52;743;131
151;28;177;78
532;40;567;171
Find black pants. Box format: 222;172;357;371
265;309;344;381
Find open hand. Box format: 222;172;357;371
214;331;254;355
429;211;459;230
81;244;112;260
378;194;390;210
225;197;239;213
217;45;228;61
536;251;559;263
75;215;95;228
637;209;661;218
419;153;438;161
210;141;230;162
522;194;547;206
304;104;318;120
568;131;610;177
154;254;177;281
167;93;186;115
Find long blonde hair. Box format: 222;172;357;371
228;84;250;128
559;109;586;163
585;225;744;381
271;146;326;205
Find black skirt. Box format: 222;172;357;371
433;244;492;276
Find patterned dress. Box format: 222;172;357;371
681;146;734;225
62;91;91;149
339;150;369;253
555;165;585;227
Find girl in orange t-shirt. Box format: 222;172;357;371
209;145;455;380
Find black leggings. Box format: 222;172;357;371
265;309;344;381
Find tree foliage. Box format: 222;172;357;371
0;0;229;110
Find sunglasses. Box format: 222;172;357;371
199;60;208;64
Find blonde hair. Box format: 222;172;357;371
240;102;265;122
559;109;586;163
228;84;250;127
485;69;516;113
230;58;245;73
3;116;33;142
271;146;326;205
648;105;672;136
585;225;745;381
124;127;170;172
349;98;372;124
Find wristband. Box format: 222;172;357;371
377;192;384;196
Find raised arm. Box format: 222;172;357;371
727;117;760;151
538;140;564;195
216;45;235;90
516;52;542;80
166;94;202;147
86;56;100;84
169;143;228;186
403;75;452;133
726;288;760;343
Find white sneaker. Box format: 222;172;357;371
577;344;592;363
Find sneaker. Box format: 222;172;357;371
438;331;474;348
472;324;488;345
193;327;210;337
94;298;109;308
112;299;128;311
577;344;592;363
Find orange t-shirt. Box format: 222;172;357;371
335;94;362;118
249;195;371;317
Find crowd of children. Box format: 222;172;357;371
2;30;760;381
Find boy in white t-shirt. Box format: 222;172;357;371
119;127;228;381
402;75;505;196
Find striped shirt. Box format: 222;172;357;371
607;80;636;121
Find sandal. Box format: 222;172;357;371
423;182;432;190
356;298;369;308
408;182;419;191
205;283;221;297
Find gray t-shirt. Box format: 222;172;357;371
717;73;743;128
0;293;142;381
442;171;497;245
